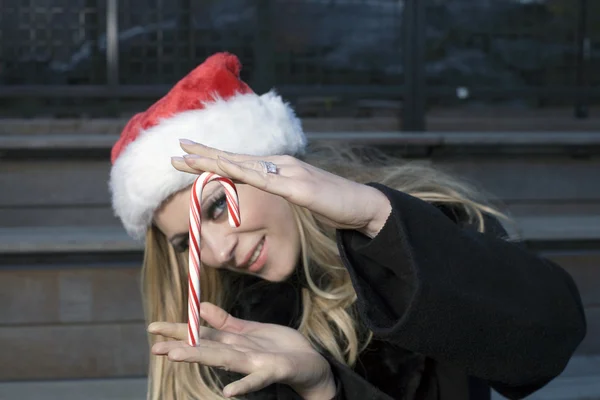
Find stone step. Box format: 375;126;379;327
0;356;598;400
2;214;600;255
0;323;148;381
0;266;147;381
3;157;599;226
1;110;599;135
0;267;143;327
0;378;147;400
509;215;600;242
0;226;142;254
2;131;600;151
0;245;597;381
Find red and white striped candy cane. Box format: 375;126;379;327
188;172;241;346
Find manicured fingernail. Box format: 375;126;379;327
147;322;159;331
171;156;185;162
183;154;202;160
179;139;196;145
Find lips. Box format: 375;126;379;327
246;238;265;267
239;237;265;269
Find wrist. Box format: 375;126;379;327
360;186;392;238
298;375;337;400
295;369;336;400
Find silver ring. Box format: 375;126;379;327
259;161;278;174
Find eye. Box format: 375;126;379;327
206;193;227;221
174;237;189;253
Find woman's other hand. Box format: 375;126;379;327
172;140;391;238
148;302;336;399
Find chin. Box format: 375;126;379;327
261;265;296;283
261;272;286;283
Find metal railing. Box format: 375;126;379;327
0;0;597;129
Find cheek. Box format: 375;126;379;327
241;192;294;228
237;189;299;244
236;188;276;222
258;197;300;252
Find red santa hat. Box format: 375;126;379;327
109;52;306;239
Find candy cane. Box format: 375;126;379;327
188;172;241;346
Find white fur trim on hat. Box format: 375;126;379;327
109;90;306;239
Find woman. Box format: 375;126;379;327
109;52;586;400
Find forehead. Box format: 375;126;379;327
153;187;192;238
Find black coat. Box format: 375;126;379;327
220;183;587;400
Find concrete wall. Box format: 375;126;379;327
1;123;598;380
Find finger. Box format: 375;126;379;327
171;155;251;185
199;326;244;346
176;153;272;181
171;156;250;189
153;338;249;355
182;154;235;178
171;156;200;175
168;345;253;375
200;302;260;335
223;370;275;398
148;322;187;341
216;157;294;199
147;321;237;345
180;141;280;165
179;140;255;163
175;152;298;202
152;340;190;355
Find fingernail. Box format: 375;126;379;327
171;156;185;162
183;154;202;160
179;139;196;145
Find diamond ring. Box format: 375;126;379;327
259;161;278;174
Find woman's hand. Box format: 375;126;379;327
149;302;336;399
172;140;391;238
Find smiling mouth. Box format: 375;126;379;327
241;237;265;269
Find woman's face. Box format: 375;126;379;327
154;182;301;282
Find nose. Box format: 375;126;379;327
200;225;238;268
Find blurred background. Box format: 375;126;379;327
0;0;598;399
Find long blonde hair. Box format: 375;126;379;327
142;144;506;400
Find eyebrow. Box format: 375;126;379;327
167;186;225;246
197;186;225;217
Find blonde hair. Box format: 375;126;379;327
142;144;507;400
